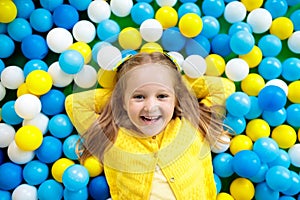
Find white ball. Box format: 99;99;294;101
7;141;35;164
1;66;24;90
97;45;122;70
167;51;184;68
265;79;288;96
288;144;300;167
48;62;74;87
72;20;96;43
46;28;73;53
15;94;41;120
182;55;206;78
0;123;15;148
224;1;247;23
225;58;249;81
12;184;38;200
247;8;273;34
288;31;300;54
23;113;49;135
156;0;177;7
110;0;133;17
0;81;6;101
211;134;231;153
140;19;163;42
74;64;97;89
87;0;111;23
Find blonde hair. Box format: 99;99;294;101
78;52;229;163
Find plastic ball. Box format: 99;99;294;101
245;96;263;120
214;174;222;193
91;41;111;62
39;0;63;11
287;31;300;54
7;18;32;42
205;54;225;76
239;45;262;68
21;34;49;59
265;78;288;96
288;144;300;167
72;20;96;43
48;61;74;87
14;0;34;18
262;108;287;127
97;45;122;70
282;171;300;196
68;0;91;11
7;141;35;164
230;178;255;200
178;2;201;18
258;85;286;111
36;136;63;164
64;187;88;200
253;137;279;163
83;156;103;177
225;58;249;82
272;124;296;149
40;89;65;115
179;13;202;38
213;153;234;178
246;8;272;34
249;163;269;183
288;81;300;103
241;73;265;96
53;4;79;29
46;27;73;53
266;166;292;192
52;158;75;183
281;57;300;82
241;0;264;11
258;34;282;57
1;101;23;125
270;17;294;40
97;19;120;43
140;19;163;42
68;41;92;64
131;2;154;25
1;65;24;90
255;182;280;200
87;0;111;23
48;114;73;139
15;125;43;151
29;8;53;32
59;50;84;75
26;70;53;95
0;0;17;23
200;16;220;39
229;30;255;55
232;150;261;178
258;57;282;80
268;149;291;168
211;34;231;57
63;134;80;160
23;160;49;185
223;114;246;134
161;27;186;52
23;59;48;77
201;0;225;18
0;123;15;148
156;0;177;7
89;176;110;200
0;162;22;190
246;119;271;141
155;6;178;29
110;0;133;17
217;192;234;200
23;113;49;135
290;9;300;31
228;21;252;35
62;164;89;191
264;0;288;18
230;135;253;155
182;54;206;78
37;179;63;200
12;184;37;200
118;27;142;50
224;1;247;23
185;35;210;57
15;94;41;120
286;104;300;128
74;64;97;89
0;82;6;101
0;190;10;200
226;92;251;117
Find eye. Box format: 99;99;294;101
157;94;169;99
132;94;144;100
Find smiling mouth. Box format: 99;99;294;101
140;116;161;124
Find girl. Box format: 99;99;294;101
65;52;235;199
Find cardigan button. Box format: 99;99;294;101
170;177;175;183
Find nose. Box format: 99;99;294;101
144;97;158;112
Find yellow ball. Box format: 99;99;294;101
97;68;117;88
246;119;270;141
51;158;75;183
83;156;103;177
272;125;297;149
15;125;43;151
0;0;17;23
217;192;234;200
179;13;203;38
241;73;265;96
241;0;263;11
230;178;255;200
230;135;253;155
155;6;178;29
205;54;225;76
17;83;31;97
288;81;300;103
270;17;294;40
118;27;142;50
140;42;163;53
239;46;262;68
26;70;52;96
69;41;92;63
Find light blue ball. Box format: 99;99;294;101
226;92;251;117
249;163;269;183
178;2;201;18
23;59;48;77
253;137;280;163
0;34;15;58
62;164;89;191
23;160;49;185
69;0;92;11
255;182;280;200
64;187;88;200
212;153;234;178
1;100;23;125
268;149;290;168
161;27;186;52
40;0;63;11
281;171;300;196
200;16;220;39
290;9;300;31
245;96;263;120
14;0;35;19
266;166;292;192
264;0;288;18
48;114;74;138
30;8;53;32
258;57;282;80
40;89;66;116
232;150;261;178
202;0;225;18
281;57;300;82
286;104;300;128
214;174;222;193
63;134;80;160
59;50;84;74
97;19;120;43
230;30;255;55
228;21;252;36
38;179;63;200
262;108;287;127
258;34;282;57
185;35;210;57
36;136;63;164
223;114;246;134
131;2;154;25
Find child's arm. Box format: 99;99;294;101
65;88;112;134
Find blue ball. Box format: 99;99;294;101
63;134;80;160
40;89;66;116
249;163;269;183
88;176;110;200
131;2;154;25
59;50;84;74
64;187;88;200
38;179;63;200
0;34;15;58
1;101;23;125
0;190;11;200
266;166;292;192
179;0;197;2
7;18;32;42
53;4;79;29
286;104;300;128
226;92;251;117
258;85;287;112
258;34;282;57
268;149;291;168
232;150;261;178
161;27;186;52
245;96;263;120
30;8;53;32
211;34;231;57
48;114;74;138
36;136;63;164
14;0;35;19
214;174;222;194
23;160;49;185
290;9;300;31
202;0;225;18
23;59;48;77
0;149;4;165
258;57;282;80
0;23;6;34
40;0;63;11
228;21;252;36
68;0;92;11
62;164;89;191
286;0;300;5
223;114;246;134
281;57;300;82
281;171;300;196
230;30;255;55
97;19;120;43
0;59;5;74
264;0;288;18
178;3;201;18
280;197;296;200
200;16;220;39
185;35;210;57
253;137;280;163
255;182;280;200
0;162;23;190
212;153;234;178
21;34;49;59
262;108;287;127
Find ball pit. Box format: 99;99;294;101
0;0;300;199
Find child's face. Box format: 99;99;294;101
123;63;176;137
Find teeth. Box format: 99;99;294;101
143;116;159;121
